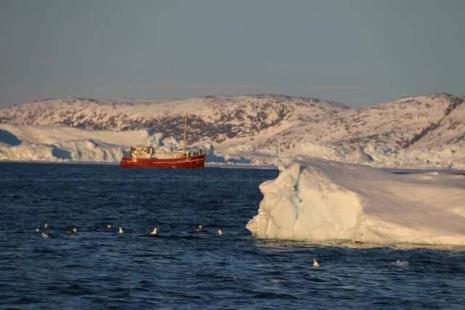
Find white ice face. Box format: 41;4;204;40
247;158;465;246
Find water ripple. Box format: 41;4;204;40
1;163;465;308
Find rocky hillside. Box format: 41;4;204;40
269;93;464;152
0;95;348;144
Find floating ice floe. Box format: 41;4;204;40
246;157;465;246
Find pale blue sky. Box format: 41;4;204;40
0;0;464;107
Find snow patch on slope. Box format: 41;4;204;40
0;124;148;162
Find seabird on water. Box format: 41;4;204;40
150;227;158;236
66;226;78;234
312;258;320;268
392;260;409;267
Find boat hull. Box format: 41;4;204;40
120;154;206;169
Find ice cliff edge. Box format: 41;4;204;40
246;158;465;246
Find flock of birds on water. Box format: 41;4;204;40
35;223;222;239
33;223;409;269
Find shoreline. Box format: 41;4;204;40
0;159;278;170
1;159;464;174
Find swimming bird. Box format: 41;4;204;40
217;228;224;235
66;226;78;234
35;227;40;233
44;223;48;229
150;227;158;236
312;258;320;268
195;224;203;233
392;260;409;268
107;224;112;229
41;232;49;239
119;226;124;234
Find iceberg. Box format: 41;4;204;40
246;158;465;246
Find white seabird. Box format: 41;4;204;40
66;226;78;234
217;228;224;235
119;226;124;234
150;227;158;236
312;258;320;268
392;260;409;267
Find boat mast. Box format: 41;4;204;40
183;114;188;153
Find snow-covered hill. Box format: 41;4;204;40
0;94;464;168
0;95;347;143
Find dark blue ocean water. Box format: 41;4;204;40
1;163;465;309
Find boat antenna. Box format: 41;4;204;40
183;114;188;153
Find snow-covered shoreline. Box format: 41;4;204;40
1;159;464;176
0;158;278;170
1;122;465;169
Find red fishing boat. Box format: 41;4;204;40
120;115;206;169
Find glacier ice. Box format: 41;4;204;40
246;157;465;246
